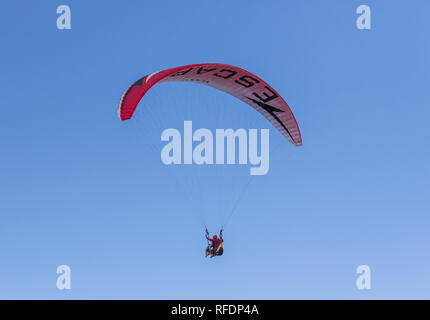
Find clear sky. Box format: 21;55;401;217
1;0;429;299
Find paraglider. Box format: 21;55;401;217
118;63;302;146
118;63;302;258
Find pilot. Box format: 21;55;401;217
206;232;223;258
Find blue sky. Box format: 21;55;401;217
0;0;429;299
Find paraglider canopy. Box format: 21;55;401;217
118;63;302;146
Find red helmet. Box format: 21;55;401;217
213;235;218;239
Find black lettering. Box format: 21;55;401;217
235;75;259;88
213;69;237;79
252;86;278;103
170;67;193;77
